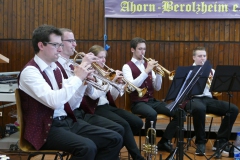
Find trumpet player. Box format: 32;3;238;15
56;28;123;159
81;44;145;160
185;46;238;156
19;25;122;160
122;37;179;153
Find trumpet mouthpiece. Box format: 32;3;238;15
72;48;77;53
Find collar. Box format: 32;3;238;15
34;55;58;72
58;56;69;66
131;57;145;65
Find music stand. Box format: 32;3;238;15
164;61;211;160
208;65;240;159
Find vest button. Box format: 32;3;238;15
44;139;46;142
48;124;51;126
50;116;52;119
46;131;48;133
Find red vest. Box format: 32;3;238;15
80;91;116;114
18;59;54;150
127;61;154;102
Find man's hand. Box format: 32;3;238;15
81;52;100;65
112;70;124;84
145;59;158;74
74;62;93;81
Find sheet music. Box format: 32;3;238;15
175;70;192;102
165;70;192;111
166;66;203;111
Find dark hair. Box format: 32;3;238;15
88;45;107;56
32;24;62;54
193;46;206;56
130;37;146;49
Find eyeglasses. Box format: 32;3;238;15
62;39;76;44
44;42;64;49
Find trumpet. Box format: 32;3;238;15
143;56;175;80
72;49;124;94
101;64;147;98
73;50;112;78
206;73;222;97
58;54;110;92
143;121;158;160
202;61;222;97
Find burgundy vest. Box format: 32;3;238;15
18;59;54;150
80;91;117;114
55;61;68;79
127;61;154;102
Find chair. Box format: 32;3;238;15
124;93;171;152
186;112;222;149
15;89;70;160
205;113;222;144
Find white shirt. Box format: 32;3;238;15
19;55;83;118
87;77;123;106
192;63;213;98
122;57;162;91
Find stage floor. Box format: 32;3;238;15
0;113;239;159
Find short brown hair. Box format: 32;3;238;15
130;37;146;49
193;46;206;56
32;24;62;54
59;28;73;38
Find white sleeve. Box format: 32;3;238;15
122;64;148;88
19;66;82;110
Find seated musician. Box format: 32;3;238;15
122;37;178;153
185;46;239;156
83;44;145;160
56;27;125;140
18;24;122;160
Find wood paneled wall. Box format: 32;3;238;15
0;0;240;127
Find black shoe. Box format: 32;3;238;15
212;139;229;156
195;143;205;156
157;141;174;153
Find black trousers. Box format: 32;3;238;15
131;98;178;141
185;96;239;144
74;108;125;137
94;104;144;160
41;116;122;160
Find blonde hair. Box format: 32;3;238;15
88;45;107;56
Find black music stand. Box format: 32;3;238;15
207;65;240;159
164;61;211;160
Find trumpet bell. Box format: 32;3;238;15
212;92;222;97
139;88;147;98
169;70;175;81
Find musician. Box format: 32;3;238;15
122;37;179;153
185;46;239;156
18;25;122;160
86;45;145;160
57;27;125;138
